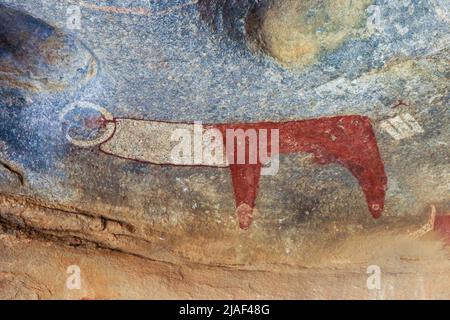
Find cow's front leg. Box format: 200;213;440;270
229;164;262;230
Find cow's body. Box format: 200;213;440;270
97;115;387;230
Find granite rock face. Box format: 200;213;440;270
0;0;449;299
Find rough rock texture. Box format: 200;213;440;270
246;0;373;67
0;0;449;299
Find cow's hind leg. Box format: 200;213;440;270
229;164;262;230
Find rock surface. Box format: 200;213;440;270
0;0;449;299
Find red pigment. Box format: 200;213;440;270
211;115;387;229
84;115;109;129
434;215;450;244
98;115;387;230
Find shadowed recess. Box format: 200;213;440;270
198;0;373;68
0;4;97;93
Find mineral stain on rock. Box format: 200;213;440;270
0;5;97;93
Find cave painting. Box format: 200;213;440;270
63;104;387;230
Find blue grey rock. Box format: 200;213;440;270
0;0;449;299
